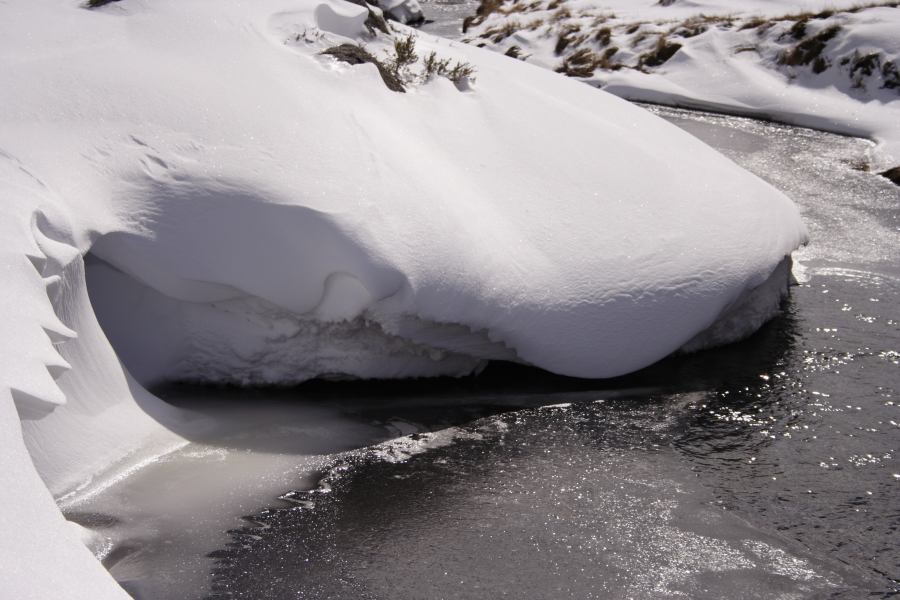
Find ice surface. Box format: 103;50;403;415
0;0;805;597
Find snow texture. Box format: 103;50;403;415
0;0;805;597
464;0;900;169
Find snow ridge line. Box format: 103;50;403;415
10;211;80;420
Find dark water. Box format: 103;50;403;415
197;109;900;599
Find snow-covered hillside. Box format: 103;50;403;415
463;0;900;172
1;0;805;597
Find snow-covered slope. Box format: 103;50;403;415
463;0;900;170
1;0;805;596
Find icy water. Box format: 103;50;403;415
202;109;900;599
67;113;900;596
418;0;476;38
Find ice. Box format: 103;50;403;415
0;0;806;596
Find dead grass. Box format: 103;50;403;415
595;26;612;46
598;46;621;69
738;16;767;30
842;51;900;90
788;18;809;40
481;20;525;42
639;35;682;68
631;32;650;48
556;48;599;77
555;24;583;55
551;7;572;22
778;25;841;67
504;45;523;58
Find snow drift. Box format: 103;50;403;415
1;0;805;597
463;0;900;169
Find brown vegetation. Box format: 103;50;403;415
778;25;841;68
322;44;406;92
639;35;682;68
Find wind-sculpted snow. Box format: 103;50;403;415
463;0;900;169
0;0;805;597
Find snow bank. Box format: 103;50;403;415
1;0;805;596
463;0;900;169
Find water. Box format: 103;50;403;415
66;56;900;600
199;109;900;599
418;0;478;38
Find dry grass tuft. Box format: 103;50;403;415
595;26;612;46
639;35;682;68
779;25;841;67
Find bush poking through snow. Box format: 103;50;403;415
447;61;477;85
842;51;900;90
396;35;477;86
639;35;682;68
385;33;419;81
322;44;406;92
319;34;476;90
788;19;808;40
504;45;523;58
779;25;841;68
423;51;452;77
557;48;600;77
460;0;898;99
555;24;582;55
595;26;612;46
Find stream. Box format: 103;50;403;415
63;14;900;600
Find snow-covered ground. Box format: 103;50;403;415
1;0;807;597
463;0;900;170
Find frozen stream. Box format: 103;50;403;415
66;111;899;597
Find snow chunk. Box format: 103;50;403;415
314;0;369;38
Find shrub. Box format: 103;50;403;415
388;33;419;78
423;51;452;78
322;44;406;92
448;61;477;84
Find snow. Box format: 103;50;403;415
464;0;900;169
0;0;806;597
